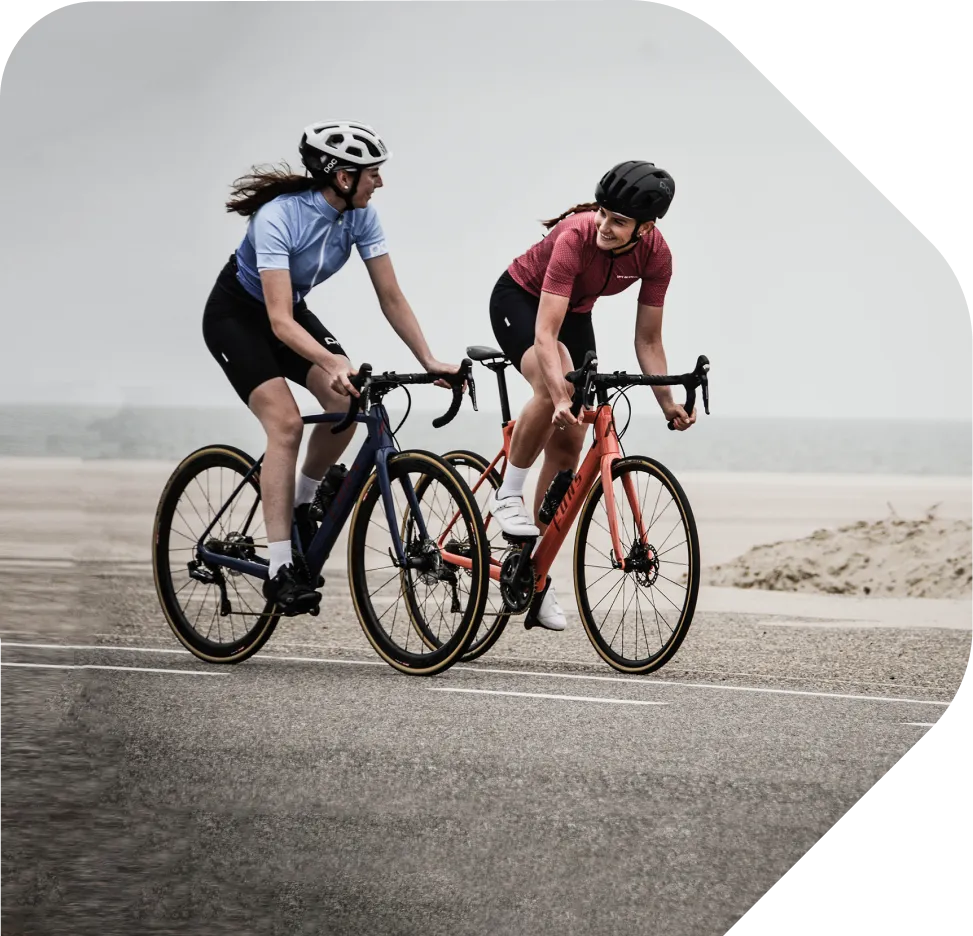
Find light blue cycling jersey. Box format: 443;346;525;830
234;189;388;304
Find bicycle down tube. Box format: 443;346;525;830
438;405;637;588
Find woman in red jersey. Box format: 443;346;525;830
487;161;695;630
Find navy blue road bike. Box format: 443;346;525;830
152;361;490;675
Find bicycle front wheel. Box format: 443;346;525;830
574;456;699;674
347;450;489;675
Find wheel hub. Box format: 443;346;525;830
408;538;444;586
626;541;659;587
205;533;256;576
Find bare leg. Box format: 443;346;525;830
302;359;359;480
507;342;576;469
247;378;305;544
490;343;577;541
533;421;587;531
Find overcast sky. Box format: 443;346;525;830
1;2;969;418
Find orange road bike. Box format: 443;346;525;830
434;347;710;674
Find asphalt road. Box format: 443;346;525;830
1;562;968;936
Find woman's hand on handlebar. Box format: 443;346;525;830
329;363;361;398
663;402;696;431
423;357;463;390
552;398;580;430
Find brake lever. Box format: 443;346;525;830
568;351;598;417
331;363;372;434
431;358;474;429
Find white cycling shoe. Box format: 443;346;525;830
534;584;567;631
488;492;540;538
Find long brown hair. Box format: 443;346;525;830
540;201;600;230
225;163;321;217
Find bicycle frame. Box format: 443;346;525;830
194;403;429;581
440;403;645;591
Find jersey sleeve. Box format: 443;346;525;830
540;227;586;298
355;206;389;260
250;203;293;271
637;237;673;307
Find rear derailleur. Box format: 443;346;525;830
186;534;259;617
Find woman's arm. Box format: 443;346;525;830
634;302;695;430
535;291;578;426
363;254;456;375
260;269;358;395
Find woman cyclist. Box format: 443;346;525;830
203;120;459;615
487;160;695;631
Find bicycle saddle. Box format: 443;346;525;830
466;345;507;362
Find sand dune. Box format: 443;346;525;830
705;512;972;599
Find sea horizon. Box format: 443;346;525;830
1;403;970;477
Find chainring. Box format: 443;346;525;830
499;548;535;613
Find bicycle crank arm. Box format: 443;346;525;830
523;576;552;630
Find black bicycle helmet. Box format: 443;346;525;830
595;161;675;223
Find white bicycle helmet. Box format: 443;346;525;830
299;120;390;177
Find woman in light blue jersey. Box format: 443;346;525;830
203;120;458;614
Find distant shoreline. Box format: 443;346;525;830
1;405;970;476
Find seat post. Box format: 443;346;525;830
487;362;513;426
497;367;512;426
466;346;515;426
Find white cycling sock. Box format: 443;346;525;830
269;540;293;579
497;463;531;500
295;471;322;507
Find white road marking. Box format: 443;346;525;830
2;642;187;655
903;722;937;727
428;687;667;706
0;641;951;706
0;661;227;676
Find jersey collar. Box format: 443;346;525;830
310;189;343;222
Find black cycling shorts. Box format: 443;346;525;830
202;257;348;404
489;271;596;372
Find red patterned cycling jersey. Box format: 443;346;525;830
507;211;672;313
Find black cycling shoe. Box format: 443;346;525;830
263;563;321;617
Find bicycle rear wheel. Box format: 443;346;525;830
347;450;489;675
152;444;280;663
574;455;699;674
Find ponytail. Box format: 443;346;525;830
225;162;321;217
540;201;600;230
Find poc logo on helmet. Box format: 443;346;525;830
658;181;672;195
322;157;338;174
